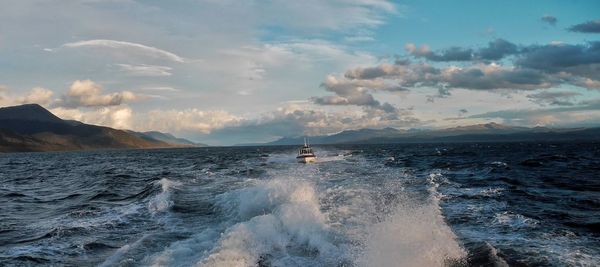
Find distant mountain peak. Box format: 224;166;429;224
0;103;64;123
0;103;188;152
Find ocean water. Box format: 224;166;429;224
1;142;599;266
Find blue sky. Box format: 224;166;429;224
1;0;599;145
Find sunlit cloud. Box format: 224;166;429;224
54;80;140;108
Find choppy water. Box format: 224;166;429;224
1;142;599;266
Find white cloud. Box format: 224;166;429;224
56;79;140;108
0;86;55;107
51;105;133;129
133;109;242;134
575;78;600;89
62;39;185;62
17;87;54;105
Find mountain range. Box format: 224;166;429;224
0;104;202;152
2;103;599;152
240;122;600;146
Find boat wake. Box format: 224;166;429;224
144;150;466;266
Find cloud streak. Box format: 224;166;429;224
116;64;173;77
63;39;185;62
466;99;600;127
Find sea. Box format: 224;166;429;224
1;142;599;266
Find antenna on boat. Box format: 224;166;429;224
304;137;308;146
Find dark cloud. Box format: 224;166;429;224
394;57;411;65
312;38;600;132
527;91;580;106
569;20;600;33
457;108;469;117
345;63;554;90
477;39;519;60
443;66;554;90
426;86;451;103
344;64;397;80
405;39;519;62
541;15;557;26
312;93;380;107
356;40;600;90
405;43;474;61
345;63;440;84
423;47;474;61
516;42;600;80
311;75;406;113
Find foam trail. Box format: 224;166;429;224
148;178;181;215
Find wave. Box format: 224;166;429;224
200;179;343;266
98;234;150;267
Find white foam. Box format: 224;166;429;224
492;212;538;228
148;178;181;215
490;161;508;168
315;150;350;163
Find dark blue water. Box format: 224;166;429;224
1;142;599;266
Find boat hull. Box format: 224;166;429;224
297;156;317;163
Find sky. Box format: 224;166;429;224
1;0;599;145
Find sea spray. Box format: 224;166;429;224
352;171;465;267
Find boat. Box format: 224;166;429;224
296;138;317;163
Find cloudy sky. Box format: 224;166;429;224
1;0;599;145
